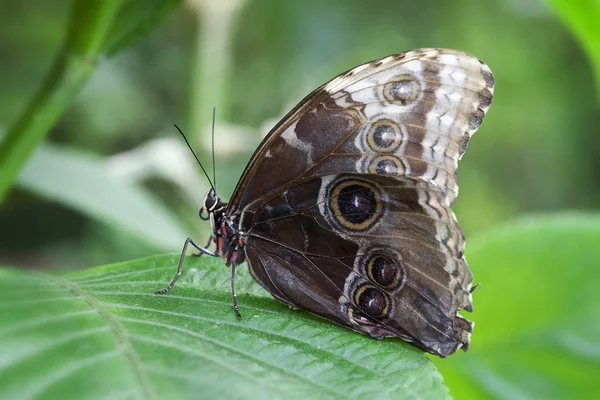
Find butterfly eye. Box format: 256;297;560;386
199;191;213;221
199;188;220;221
205;197;214;209
205;195;220;212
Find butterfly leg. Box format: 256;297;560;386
231;261;242;319
154;237;217;295
192;237;213;257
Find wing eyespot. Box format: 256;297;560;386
366;120;404;152
368;155;405;176
328;178;384;231
383;74;421;105
366;253;405;290
354;284;390;318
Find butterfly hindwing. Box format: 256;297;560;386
243;173;472;356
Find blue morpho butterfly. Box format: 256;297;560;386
155;48;494;357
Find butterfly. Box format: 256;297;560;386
156;48;494;357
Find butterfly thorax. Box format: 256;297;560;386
201;190;246;267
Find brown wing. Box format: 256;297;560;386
229;48;494;214
233;48;494;356
242;174;473;357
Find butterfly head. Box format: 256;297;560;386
199;188;221;220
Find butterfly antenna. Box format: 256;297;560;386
211;106;217;192
174;124;215;192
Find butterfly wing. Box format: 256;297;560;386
229;48;493;213
233;49;494;356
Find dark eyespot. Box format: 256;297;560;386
329;179;383;231
367;254;404;289
347;307;374;325
373;124;395;147
337;184;377;225
355;285;389;318
384;75;420;104
369;156;404;176
367;121;402;153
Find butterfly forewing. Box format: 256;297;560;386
229;48;494;213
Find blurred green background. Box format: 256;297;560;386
1;0;598;270
1;1;599;399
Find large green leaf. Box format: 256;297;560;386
0;255;448;399
17;142;188;251
434;214;600;399
544;0;600;99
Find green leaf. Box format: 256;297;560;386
16;142;188;251
101;0;183;56
0;256;448;399
0;0;182;203
544;0;600;99
434;213;600;399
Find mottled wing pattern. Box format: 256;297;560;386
234;49;494;356
229;48;494;212
244;174;474;356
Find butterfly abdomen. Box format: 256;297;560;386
215;216;246;267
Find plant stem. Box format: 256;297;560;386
0;0;124;203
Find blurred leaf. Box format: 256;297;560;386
0;255;448;400
0;0;182;203
434;213;600;399
102;0;183;55
544;0;600;99
17;142;187;251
